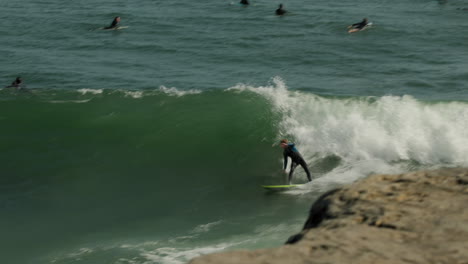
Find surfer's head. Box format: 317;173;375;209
280;139;288;148
114;16;121;23
279;4;283;8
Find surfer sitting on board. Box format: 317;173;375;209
275;4;287;16
348;18;369;31
280;139;312;184
104;16;121;29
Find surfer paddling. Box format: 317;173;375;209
348;18;369;33
104;16;121;29
279;139;312;184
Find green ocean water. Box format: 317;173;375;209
1;0;468;263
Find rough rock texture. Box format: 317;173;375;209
189;168;468;264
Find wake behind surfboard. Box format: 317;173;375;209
262;184;304;191
102;26;129;30
90;26;129;32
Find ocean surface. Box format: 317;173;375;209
1;0;468;263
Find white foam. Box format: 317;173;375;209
51;247;94;263
140;243;234;264
191;220;222;234
48;99;91;104
232;77;468;190
124;91;144;99
227;76;292;111
286;159;404;195
66;247;94;258
77;88;103;95
120;241;160;249
53;235;242;264
115;258;138;264
285;95;468;166
158;86;202;97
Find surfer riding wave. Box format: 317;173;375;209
280;139;312;184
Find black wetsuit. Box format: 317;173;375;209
105;19;119;29
283;143;312;183
352;20;368;30
9;78;22;88
276;6;286;15
240;0;249;5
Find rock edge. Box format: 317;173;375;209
189;168;468;264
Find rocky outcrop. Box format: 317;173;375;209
189;168;468;264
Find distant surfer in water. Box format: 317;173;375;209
348;18;369;32
240;0;249;5
7;77;23;89
104;16;121;29
275;4;287;15
280;139;312;184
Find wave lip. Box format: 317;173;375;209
158;86;202;97
235;78;468;166
229;77;468;187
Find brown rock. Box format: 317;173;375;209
189;168;468;264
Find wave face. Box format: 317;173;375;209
2;79;468;263
2;0;468;262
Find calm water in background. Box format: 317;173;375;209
1;0;468;263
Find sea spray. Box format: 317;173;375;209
230;78;468;185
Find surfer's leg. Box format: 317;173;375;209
289;162;298;184
299;160;312;182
